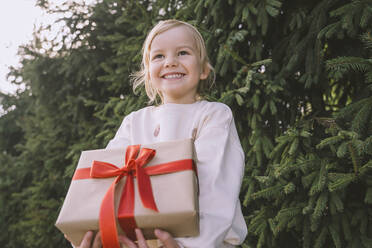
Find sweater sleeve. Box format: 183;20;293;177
175;104;247;248
106;113;132;149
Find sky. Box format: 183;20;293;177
0;0;45;94
0;0;95;95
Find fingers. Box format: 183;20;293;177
154;229;179;248
79;231;94;248
92;231;102;248
135;229;149;248
76;229;163;248
76;231;101;248
118;229;150;248
118;234;138;248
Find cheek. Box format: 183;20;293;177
149;67;160;87
150;62;161;74
148;65;156;79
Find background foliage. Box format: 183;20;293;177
0;0;371;247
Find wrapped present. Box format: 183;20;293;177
55;139;199;248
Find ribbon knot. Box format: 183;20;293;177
127;159;136;168
90;145;158;247
114;159;136;180
124;159;136;175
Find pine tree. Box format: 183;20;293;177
237;0;372;247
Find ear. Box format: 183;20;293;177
200;63;210;80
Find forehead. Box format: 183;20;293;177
150;26;197;52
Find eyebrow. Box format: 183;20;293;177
150;45;195;54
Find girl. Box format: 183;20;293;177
74;19;247;248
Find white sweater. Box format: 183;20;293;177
107;100;247;248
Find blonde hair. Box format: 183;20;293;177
131;19;215;104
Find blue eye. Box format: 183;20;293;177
153;54;164;60
178;50;189;56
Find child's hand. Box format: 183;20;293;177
65;231;102;248
65;229;179;248
119;228;180;248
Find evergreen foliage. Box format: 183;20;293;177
0;0;371;247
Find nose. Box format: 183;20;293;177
164;56;178;67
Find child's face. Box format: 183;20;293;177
149;26;209;104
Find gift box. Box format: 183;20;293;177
55;139;199;247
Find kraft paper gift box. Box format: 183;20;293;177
55;139;199;247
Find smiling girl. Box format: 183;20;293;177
73;19;247;248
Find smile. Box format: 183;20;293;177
162;73;185;79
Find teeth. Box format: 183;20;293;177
164;73;183;79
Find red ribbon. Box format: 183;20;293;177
72;145;196;248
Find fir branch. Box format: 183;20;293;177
336;98;371;122
364;187;372;204
309;162;327;196
303;195;317;215
312;191;328;220
359;160;372;176
342;214;352;241
243;181;256;206
274;206;302;234
316;135;344;149
351;100;372;136
326;56;371;74
251;184;284;200
302;171;318;189
329;192;344;213
314;225;328;248
361;32;372;49
336;142;348;158
348;142;359;174
328;173;355;192
329;223;342;248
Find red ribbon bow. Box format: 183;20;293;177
91;145;158;248
73;145;196;248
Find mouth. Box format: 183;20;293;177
162;73;185;79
